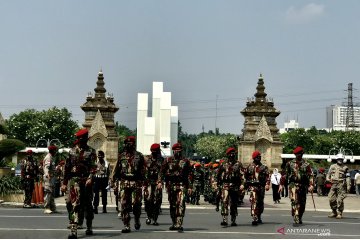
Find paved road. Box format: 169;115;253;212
1;191;359;239
0;206;360;239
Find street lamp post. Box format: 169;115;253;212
327;147;355;163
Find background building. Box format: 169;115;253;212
326;105;360;131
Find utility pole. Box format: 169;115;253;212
345;83;356;131
215;95;219;134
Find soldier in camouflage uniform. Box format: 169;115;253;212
217;148;245;226
326;153;351;219
279;146;314;224
144;143;163;226
43;145;58;214
21;150;39;208
202;163;211;203
209;163;221;211
61;129;97;239
111;136;146;233
161;142;193;232
191;163;204;205
245;151;270;225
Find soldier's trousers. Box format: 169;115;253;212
167;183;187;227
119;180;142;227
23;179;35;205
144;184;162;222
249;186;265;221
221;186;239;218
44;177;56;211
191;184;202;203
328;182;346;212
65;181;94;229
289;183;307;219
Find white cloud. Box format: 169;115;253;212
286;3;325;24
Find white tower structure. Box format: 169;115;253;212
137;82;178;156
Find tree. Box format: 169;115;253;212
178;121;197;158
6;107;79;147
0;139;26;165
195;133;238;162
115;122;136;152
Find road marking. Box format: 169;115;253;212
0;215;66;218
0;228;359;237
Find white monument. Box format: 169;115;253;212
137;82;178;156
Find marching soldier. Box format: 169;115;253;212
245;151;270;225
326;153;351;219
210;163;221;211
217;147;245;226
21;150;39;208
61;129;97;239
279;146;314;224
144;143;163;226
161;142;193;232
43;145;58;213
93;150;110;214
191;163;204;205
111;136;146;233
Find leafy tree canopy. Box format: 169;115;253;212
5;107;79;147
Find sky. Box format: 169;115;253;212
0;0;359;135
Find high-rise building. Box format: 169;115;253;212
326;105;360;131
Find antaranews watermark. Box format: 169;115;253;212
276;225;331;237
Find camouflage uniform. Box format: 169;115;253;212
326;154;351;219
191;164;204;205
144;151;163;225
209;164;221;211
21;151;38;208
245;151;270;225
280;147;313;224
217;148;245;226
62;129;97;239
111;136;146;233
161;143;193;231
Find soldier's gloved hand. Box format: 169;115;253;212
85;178;92;187
157;182;162;190
239;185;244;191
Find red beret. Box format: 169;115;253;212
252;150;261;159
124;136;136;143
219;159;225;164
75;128;88;137
150;143;160;151
194;163;201;168
26;149;33;154
293;146;304;154
226;147;236;155
73;139;79;146
48;145;57;151
172;143;182;150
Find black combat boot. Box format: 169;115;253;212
93;207;98;214
231;215;237;226
121;226;131;233
85;220;93;235
146;218;151;225
257;215;263;224
220;215;228;226
134;218;141;230
102;205;107;213
68;224;77;239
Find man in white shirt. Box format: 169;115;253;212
271;168;281;204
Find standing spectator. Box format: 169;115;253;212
355;171;360;196
280;162;289;198
93;150;110;214
20;150;38;208
326;154;351;219
316;168;326;196
271;168;281;204
43;145;58;214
